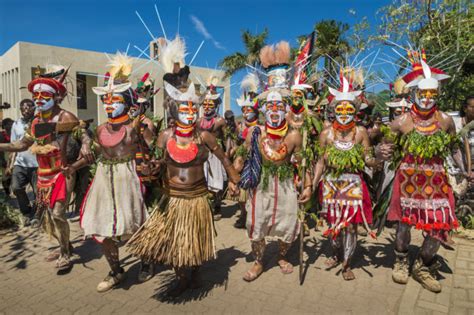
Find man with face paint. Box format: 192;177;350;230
238;42;312;282
312;75;383;281
197;83;227;220
68;54;154;292
0;65;93;272
388;53;465;293
127;36;240;296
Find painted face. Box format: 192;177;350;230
291;90;305;111
334;101;356;125
177;101;198;125
102;93;126;118
265;101;286;127
202;99;216;118
32;90;55;112
242;106;257;122
415;88;438;110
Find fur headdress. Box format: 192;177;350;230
259;41;291;89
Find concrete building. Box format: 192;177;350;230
0;41;230;124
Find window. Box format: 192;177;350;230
76;73;87;109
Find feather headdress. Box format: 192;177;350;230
159;36;187;74
259;41;291;89
92;52;133;96
28;64;69;97
328;76;362;103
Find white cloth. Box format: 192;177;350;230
246;176;300;243
11;119;38;168
204;152;226;192
80;160;147;241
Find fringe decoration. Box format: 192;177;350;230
127;195;215;268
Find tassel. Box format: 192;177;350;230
369;231;377;240
415;222;423;230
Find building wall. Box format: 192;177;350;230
0;42;230;124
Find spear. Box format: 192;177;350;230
299;127;308;285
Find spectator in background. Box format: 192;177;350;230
0;118;14;196
7;100;38;225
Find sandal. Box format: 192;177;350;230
278;261;294;275
243;263;263;282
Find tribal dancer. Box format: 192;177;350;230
197;76;227;221
0;65;93;271
231;73;260;229
239;42;312;282
71;54;152;292
130;73;159;208
388;50;464;293
127;36;240;296
312;74;382;281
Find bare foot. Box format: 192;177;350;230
324;257;339;268
243;262;263;282
342;268;356;281
278;259;294;274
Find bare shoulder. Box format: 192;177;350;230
59;110;79;123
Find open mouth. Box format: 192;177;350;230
270;114;281;123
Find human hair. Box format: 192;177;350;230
459;95;474;117
19;99;34;107
1;118;14;129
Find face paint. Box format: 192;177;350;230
334;101;356;126
203;99;216;118
177;101;198;125
415;88;438;110
265;101;286;127
242;106;257;122
32;90;55;112
291;90;305;112
102;93;126;118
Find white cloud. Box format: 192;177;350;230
190;15;225;50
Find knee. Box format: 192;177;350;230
51;202;67;221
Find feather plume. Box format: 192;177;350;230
259;45;275;69
108;52;134;82
241;73;259;93
274;41;290;65
159;36;187;73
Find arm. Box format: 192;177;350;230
61;111;94;163
311;130;328;191
202;131;240;184
0;137;34;153
360;127;381;168
447;116;466;174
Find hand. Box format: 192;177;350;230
4;167;12;177
61;165;75;178
298;186;312;204
228;182;240;196
80;144;95;164
375;143;394;161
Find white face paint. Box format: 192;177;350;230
32;84;56;112
334;101;356;126
177;102;198;125
102;93;127;118
242;107;257;122
414;88;438;110
264;101;286;127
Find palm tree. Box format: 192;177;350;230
219;29;269;78
313;20;350;81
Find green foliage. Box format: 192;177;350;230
376;0;474;111
234;145;248;158
464;215;474;230
0;192;21;228
400;130;458;160
219;29;269;78
326;143;365;177
261;161;294;191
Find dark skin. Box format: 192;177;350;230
462;98;474;178
196;100;226;141
157;128;239;190
235;111;312;279
0;104;93;163
6;101;35;176
312;123;381;281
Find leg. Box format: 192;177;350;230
341;224;357;280
49;200;72;270
137;259;155;283
234;202;247;229
168;267;191;297
412;235;442;293
392;223;411;284
277;240;294;274
213;191;223;221
97;238;125;293
325;232;342;268
11;166;33;219
243;239;265;282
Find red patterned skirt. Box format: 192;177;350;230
388;155;458;241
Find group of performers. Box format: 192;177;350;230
0;36;469;297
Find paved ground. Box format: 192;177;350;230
1;201;473;314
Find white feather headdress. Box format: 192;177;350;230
159;36;187;74
328;76;362;103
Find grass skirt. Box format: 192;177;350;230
127;192;215;268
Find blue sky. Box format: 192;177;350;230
0;0;392;113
